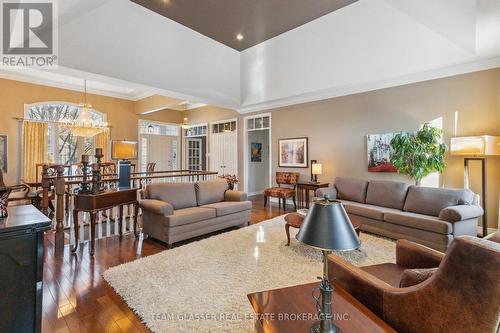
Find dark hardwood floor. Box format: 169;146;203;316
41;195;288;333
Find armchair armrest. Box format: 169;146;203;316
315;187;337;199
139;199;173;216
328;254;397;318
224;190;247;202
396;239;444;269
439;205;484;222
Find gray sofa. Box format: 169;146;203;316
317;177;483;252
139;179;251;248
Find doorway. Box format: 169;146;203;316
210;119;238;176
244;114;271;196
184;123;208;170
139;120;180;171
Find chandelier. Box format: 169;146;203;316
180;117;190;129
60;80;108;138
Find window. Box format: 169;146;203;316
25;103;106;165
139;120;179;136
246;115;270;131
212;120;236;133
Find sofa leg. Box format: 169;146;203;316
166;243;172;249
264;196;268;207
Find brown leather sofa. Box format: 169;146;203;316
139;179;251;248
317;177;483;252
328;236;500;333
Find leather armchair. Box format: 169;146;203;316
328;236;500;333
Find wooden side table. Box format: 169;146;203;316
296;182;329;209
71;188;139;255
248;282;396;333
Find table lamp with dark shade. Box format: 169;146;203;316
296;196;361;333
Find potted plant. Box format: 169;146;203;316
218;174;238;190
390;123;446;185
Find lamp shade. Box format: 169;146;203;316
450;136;500;156
296;198;360;251
111;140;138;160
312;163;322;175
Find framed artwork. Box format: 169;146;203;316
278;137;308;168
0;135;6;173
251;142;262;162
366;132;400;172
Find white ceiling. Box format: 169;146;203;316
1;0;499;113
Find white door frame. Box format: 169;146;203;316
243;113;272;196
138;119;181;171
183;123;208;170
209;118;238;176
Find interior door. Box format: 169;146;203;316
186;138;202;170
210;131;237;175
142;134;176;171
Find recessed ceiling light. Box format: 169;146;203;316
236;33;244;41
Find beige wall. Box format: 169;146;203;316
188;69;500;229
0;78;183;184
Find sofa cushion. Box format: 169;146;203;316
334;177;369;203
195;179;228;205
201;201;252;217
165;207;216;227
403;186;475;217
341;200;401;220
146;183;197;210
399;268;437;288
384;211;452;235
366;180;409;210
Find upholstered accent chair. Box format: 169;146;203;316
328;236;500;333
263;172;299;211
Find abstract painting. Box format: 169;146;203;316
0;135;6;173
251;142;262;162
278;137;308;168
366;132;398;172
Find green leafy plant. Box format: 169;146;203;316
390;123;446;185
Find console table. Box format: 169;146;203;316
296;182;329;209
71;188;139;255
248;282;396;333
0;205;51;333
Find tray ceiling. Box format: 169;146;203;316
131;0;358;50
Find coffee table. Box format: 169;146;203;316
248;282;396;333
284;212;361;246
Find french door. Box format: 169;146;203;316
210;120;237;176
186;138;203;170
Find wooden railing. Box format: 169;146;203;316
24;167;219;250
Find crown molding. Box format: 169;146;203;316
0;70;154;101
237;56;500;114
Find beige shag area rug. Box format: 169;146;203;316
103;215;396;333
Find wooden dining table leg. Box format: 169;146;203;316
90;211;97;256
118;205;124;236
71;209;79;253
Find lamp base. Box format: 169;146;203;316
310;321;342;333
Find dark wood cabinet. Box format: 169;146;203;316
0;205;51;333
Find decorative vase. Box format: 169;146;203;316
0;187;12;218
228;183;234;190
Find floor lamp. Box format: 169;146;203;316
450;135;500;237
